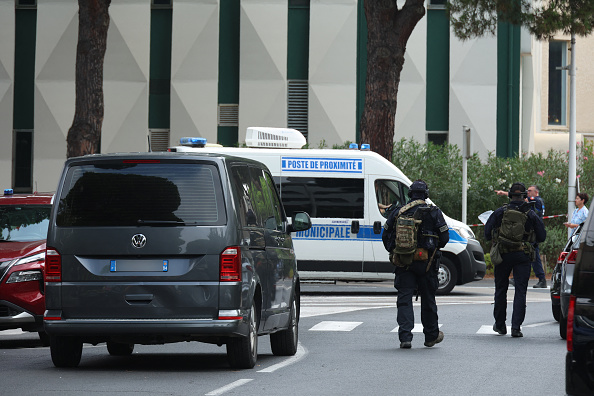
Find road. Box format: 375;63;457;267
1;280;565;396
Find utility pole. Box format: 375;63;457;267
568;32;577;236
462;125;471;224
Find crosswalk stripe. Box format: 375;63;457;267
477;325;510;334
309;321;362;332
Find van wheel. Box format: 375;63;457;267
552;304;561;322
227;301;258;369
560;315;567;340
436;258;457;295
270;297;299;356
50;336;83;368
107;341;134;356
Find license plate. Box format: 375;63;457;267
110;259;169;272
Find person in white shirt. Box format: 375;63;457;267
565;193;589;229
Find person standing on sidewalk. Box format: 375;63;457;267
382;180;449;349
486;183;546;338
495;185;547;288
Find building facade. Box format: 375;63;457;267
1;0;592;193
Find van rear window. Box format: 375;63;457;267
275;176;364;218
56;162;226;226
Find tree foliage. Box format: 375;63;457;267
447;0;594;40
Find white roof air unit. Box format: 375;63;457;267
245;127;306;149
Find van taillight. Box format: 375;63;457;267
567;295;576;352
220;247;241;282
45;249;61;282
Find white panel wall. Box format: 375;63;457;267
34;0;78;192
309;0;357;146
449;34;498;158
239;0;287;142
0;0;14;189
171;0;219;145
393;14;427;142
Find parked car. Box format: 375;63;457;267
565;209;594;395
558;224;586;340
551;223;583;323
44;152;311;368
0;189;53;344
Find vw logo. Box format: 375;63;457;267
131;234;147;248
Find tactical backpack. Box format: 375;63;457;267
390;200;426;267
490;205;535;265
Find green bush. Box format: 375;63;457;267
390;138;594;270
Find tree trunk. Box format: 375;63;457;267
66;0;111;158
360;0;425;161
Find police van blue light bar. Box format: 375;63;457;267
180;137;207;147
4;188;13;196
349;143;358;149
361;144;370;150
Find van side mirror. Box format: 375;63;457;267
288;212;312;233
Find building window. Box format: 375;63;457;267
428;133;448;146
15;0;37;8
287;80;308;138
427;0;446;9
548;41;567;126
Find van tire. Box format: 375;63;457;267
38;331;50;347
552;304;561;322
270;297;299;356
50;336;83;368
436;258;457;295
560;315;567;339
107;341;134;356
227;301;258;369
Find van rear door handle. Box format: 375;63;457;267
351;221;359;234
373;221;382;234
125;294;153;304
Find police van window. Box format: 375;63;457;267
274;176;364;218
56;162;226;226
230;165;260;227
375;180;405;217
263;171;285;231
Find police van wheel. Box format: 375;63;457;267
436;258;457;295
50;335;83;368
560;315;567;340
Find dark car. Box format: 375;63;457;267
0;189;53;344
44;152;311;369
566;208;594;395
551;224;583;337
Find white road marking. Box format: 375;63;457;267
205;379;253;396
309;321;362;331
0;329;26;336
477;325;511;334
392;323;443;333
524;321;557;328
258;343;307;373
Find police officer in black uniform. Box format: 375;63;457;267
485;182;546;337
382;180;450;349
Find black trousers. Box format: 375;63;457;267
494;251;532;330
394;261;439;342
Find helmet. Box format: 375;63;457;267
408;180;429;199
508;182;527;199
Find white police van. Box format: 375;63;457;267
169;128;486;294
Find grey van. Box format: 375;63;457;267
44;152;311;369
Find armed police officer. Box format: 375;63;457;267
382;180;449;349
485;182;546;337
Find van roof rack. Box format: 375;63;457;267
245;127;306;149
